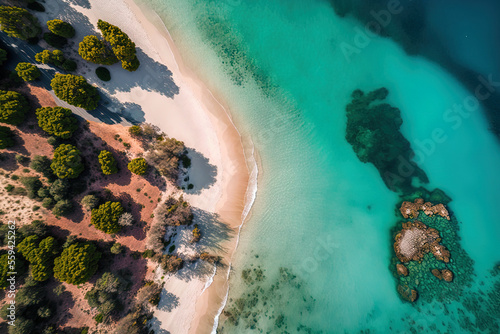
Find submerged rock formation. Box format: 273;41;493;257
400;198;450;220
397;284;418;303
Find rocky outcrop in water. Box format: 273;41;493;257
394;221;450;263
432;269;454;282
397;264;409;276
400;198;450;220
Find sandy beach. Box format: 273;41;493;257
40;0;252;332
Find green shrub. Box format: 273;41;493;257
47;136;58;146
43;32;67;48
15;62;41;81
94;313;103;323
95;67;111;81
52;199;73;217
49;179;70;201
50;144;84;179
0;90;28;125
51;73;100;110
91;201;124;234
30;155;53;179
98;150;118;175
110;242;123;254
47;19;75;38
15;154;29;165
35;49;76;71
20;176;42;199
128;125;142;137
81;194;100;211
53;242;101;285
36;107;78;139
0;125;15;148
78;35;118;65
0;6;41;40
128;157;147;175
42;197;55;209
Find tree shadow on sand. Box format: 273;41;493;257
104;47;179;99
157;290;180;313
182;149;218;195
193;208;234;253
148;317;172;334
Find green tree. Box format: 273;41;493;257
0;90;28;125
91;201;124;234
128;158;147;175
15;62;41;81
18;236;59;281
97;20;140;71
51;73;100;110
35;49;68;68
53;242;101;285
0;253;26;289
81;194;100;211
46;19;75;38
51;144;84;179
0;6;41;40
78;35;118;65
0;125;15;148
98;150;118;175
36;106;78;139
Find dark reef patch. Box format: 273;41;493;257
345;88;428;194
328;0;500;141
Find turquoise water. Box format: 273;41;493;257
138;0;500;332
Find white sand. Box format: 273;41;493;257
39;1;252;333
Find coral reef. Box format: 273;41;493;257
391;199;474;304
397;284;418;302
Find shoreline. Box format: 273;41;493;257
66;0;257;332
120;1;257;332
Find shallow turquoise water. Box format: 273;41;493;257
139;0;500;332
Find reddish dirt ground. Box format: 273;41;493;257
0;84;160;331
